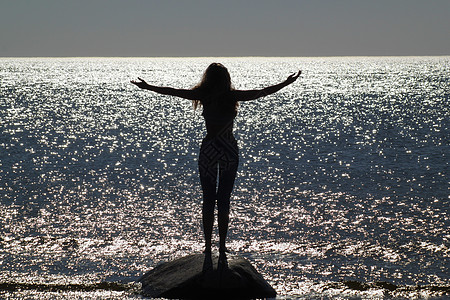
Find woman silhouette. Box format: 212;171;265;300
131;63;301;253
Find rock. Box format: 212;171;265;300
139;252;277;299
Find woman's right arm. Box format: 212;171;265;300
131;77;200;100
233;71;301;101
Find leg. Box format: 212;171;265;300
199;141;219;253
200;171;216;253
217;149;238;252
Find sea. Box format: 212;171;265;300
0;57;448;299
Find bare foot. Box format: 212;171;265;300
218;251;229;268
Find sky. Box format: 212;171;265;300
1;0;449;57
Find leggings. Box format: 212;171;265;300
198;135;239;247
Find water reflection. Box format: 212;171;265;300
0;57;448;299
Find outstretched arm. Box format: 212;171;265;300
233;71;301;101
131;77;200;100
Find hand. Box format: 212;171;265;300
285;70;301;85
130;77;149;89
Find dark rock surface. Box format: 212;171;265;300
139;252;276;299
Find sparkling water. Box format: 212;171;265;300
0;57;449;299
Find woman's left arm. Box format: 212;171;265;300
233;71;301;101
131;77;200;100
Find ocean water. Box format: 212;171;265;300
0;57;448;299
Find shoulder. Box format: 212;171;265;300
231;89;265;101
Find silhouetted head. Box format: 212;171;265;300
193;63;234;110
196;63;232;93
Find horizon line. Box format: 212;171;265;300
1;55;449;59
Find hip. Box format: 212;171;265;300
199;135;239;162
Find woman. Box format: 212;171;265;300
131;63;301;253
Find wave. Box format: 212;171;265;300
0;281;140;293
1;280;448;298
324;281;450;298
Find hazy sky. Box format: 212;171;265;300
1;0;449;57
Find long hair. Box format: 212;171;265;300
192;63;235;110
